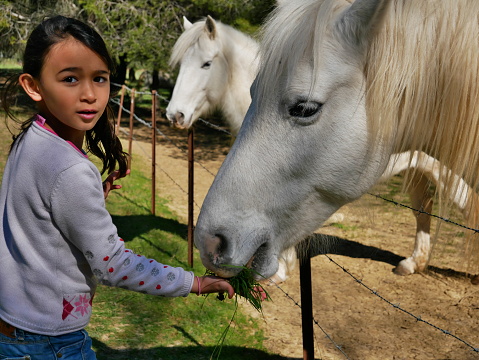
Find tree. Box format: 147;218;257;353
0;0;78;60
78;0;187;85
0;0;275;88
181;0;275;35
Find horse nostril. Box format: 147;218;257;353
175;112;185;124
215;233;228;255
202;233;229;267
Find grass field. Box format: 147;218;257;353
0;82;282;359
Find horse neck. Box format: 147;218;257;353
217;27;259;135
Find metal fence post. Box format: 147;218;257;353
300;245;315;360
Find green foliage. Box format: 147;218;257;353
0;0;79;58
182;0;275;34
78;0;186;71
211;266;271;313
0;0;275;82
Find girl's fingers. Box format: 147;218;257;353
200;276;235;298
252;286;267;301
226;283;235;299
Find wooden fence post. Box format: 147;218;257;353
187;128;194;268
151;91;157;215
128;89;135;170
115;85;125;135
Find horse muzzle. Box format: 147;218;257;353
166;111;190;130
194;225;279;279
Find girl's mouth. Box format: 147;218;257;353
77;110;98;120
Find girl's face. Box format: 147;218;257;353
21;37;110;147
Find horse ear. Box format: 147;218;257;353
183;16;193;31
205;15;217;40
336;0;390;51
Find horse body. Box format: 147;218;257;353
166;16;259;136
195;0;479;279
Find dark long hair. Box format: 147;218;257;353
1;15;128;176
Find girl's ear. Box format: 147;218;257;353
19;73;43;102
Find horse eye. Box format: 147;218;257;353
288;101;322;118
202;61;212;69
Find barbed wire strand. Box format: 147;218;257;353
368;192;479;234
198;118;233;135
267;277;351;359
112;82;234;139
110;97;218;178
323;254;479;354
117;127;202;212
112;81;176;105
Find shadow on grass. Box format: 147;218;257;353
110;214;191;268
92;337;295;360
111;214;188;242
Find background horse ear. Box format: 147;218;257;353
336;0;390;52
183;16;193;31
205;15;217;40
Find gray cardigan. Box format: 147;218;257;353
0;119;194;336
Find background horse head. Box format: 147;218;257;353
166;16;259;136
195;0;479;279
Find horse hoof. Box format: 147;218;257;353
393;258;416;276
471;275;479;285
393;266;412;276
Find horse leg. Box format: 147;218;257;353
394;173;433;275
379;151;432;275
384;151;478;277
267;246;298;285
265;211;345;284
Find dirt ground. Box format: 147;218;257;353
124;117;479;360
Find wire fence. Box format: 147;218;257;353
109;82;479;359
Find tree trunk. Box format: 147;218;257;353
112;54;128;85
150;69;159;90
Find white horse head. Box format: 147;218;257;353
195;0;479;279
166;16;259;136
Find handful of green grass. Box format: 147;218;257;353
206;265;271;312
205;266;272;360
227;265;271;311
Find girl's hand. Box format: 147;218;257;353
103;169;130;199
191;275;235;299
252;285;268;301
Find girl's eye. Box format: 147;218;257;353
63;76;78;83
202;61;212;69
94;76;109;83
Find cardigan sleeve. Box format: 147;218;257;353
50;162;194;297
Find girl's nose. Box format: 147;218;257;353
81;82;96;103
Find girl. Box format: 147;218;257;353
0;15;234;359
